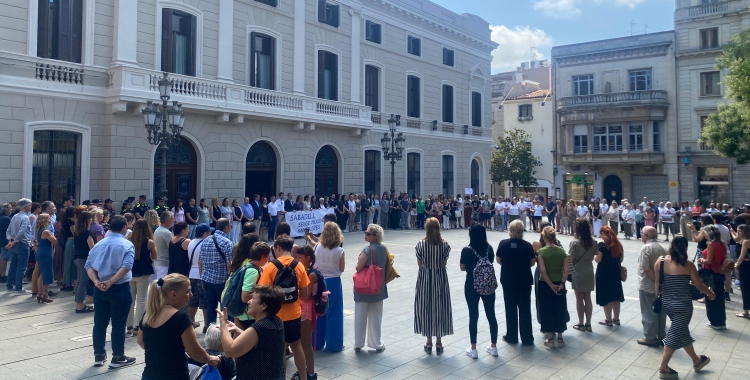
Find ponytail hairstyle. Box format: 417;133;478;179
142;274;190;327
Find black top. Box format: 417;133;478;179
134;203;149;218
251;201;262;220
168;238;190;277
61;218;75;241
140;310;193;380
212;206;222;221
236;315;285;380
73;231;92;261
0;215;9;247
132;239;154;278
496;238;536;288
471;200;481;211
284;199;294;212
460;244;495;289
262;204;270;222
186;207;198;225
233;206;242;221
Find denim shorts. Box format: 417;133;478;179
0;247;10;260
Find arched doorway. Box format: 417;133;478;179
603;175;623;204
315;146;338;197
153;136;197;205
246;141;277;199
471;159;480;196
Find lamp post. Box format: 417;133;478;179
141;72;186;201
381;114;405;197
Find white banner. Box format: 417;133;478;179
285;207;335;237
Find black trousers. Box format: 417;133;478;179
502;285;533;344
705;272;726;327
465;286;498;345
740;261;750;311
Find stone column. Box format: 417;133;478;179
293;0;306;95
587;124;593;153
111;0;138;67
622;124;629;153
217;0;234;82
350;8;362;104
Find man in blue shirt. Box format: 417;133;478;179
5;199;32;293
84;215;136;369
240;197;254;225
200;218;233;328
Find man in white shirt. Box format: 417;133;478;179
456;195;464;228
657;202;666;234
600;198;609;215
275;192;286;223
577;200;589;218
639;197;649;211
526;199;534;229
661;202;676;242
517;198;528;231
268;195;280;241
494;198;504;231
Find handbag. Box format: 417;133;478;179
353;246;383;295
202;365;222;380
385;248;400;284
620;266;628;282
719;257;735;274
652;257;665;314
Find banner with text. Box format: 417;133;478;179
286;208;335;237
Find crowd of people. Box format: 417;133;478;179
1;191;748;380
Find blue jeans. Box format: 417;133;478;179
416;213;425;229
93;283;132;357
188;224;196;239
203;280;225;327
268;216;278;241
315;277;344;352
502;214;509;230
372;210;379;225
6;243;30;291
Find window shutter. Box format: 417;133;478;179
58;0;72;62
249;32;256;87
448;50;454;66
331;53;338;100
71;0;83;63
415;39;421;56
189;14;197;76
317;50;325;98
333;5;340;28
161;9;174;73
375;24;381;43
37;0;49;58
269;36;276;90
318;0;326;22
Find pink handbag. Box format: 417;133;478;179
353;246;383;295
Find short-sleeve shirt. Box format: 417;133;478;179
89;223;105;241
74;230;92;261
460;244;495;288
226;259;260;321
638;239;667;294
496;239;535;288
546;202;556;214
140;310;193;380
537;246;566;283
258;255;309;321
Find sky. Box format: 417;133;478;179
428;0;675;74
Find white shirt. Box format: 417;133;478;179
275;199;285;214
534;205;544;216
623;209;635;224
600;203;609;215
658;207;666;220
186;238;205;279
314;244;344;278
661;208;676;223
495;202;504;215
348;200;357;212
716;224;730;246
526;201;533;210
268;201;279;216
508;204;519;215
577;205;589;217
457;198;464;211
518;203;527;214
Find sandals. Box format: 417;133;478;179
598;320;613;327
659;367;678;379
353;347;362;352
556;338;565;348
736;313;750;319
573;324;586;331
424;344;433;354
75;306;94;313
585;324;592;332
613;319;621;326
435;344;443;355
694;355;710;372
544;338;555;348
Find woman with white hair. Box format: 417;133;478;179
622;204;635;240
353;224;389;352
662;202;676;242
195;324;236;380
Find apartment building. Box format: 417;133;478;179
551;31;679;203
0;0;496;205
675;0;750;206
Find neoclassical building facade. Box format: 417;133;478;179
0;0;496;205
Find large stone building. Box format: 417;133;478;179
0;0;496;206
551;31;679;203
675;0;750;206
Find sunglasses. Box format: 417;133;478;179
364;231;374;236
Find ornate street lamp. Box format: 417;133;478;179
142;72;185;202
381;114;405;197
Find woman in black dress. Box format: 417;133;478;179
210;198;222;229
390;197;400;230
595;226;625;326
337;195;349;232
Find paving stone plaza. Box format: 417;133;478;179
0;228;748;380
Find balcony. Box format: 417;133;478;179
675;0;750;22
557;90;668;111
562;150;665;167
370;113;487;137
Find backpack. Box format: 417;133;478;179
221;263;259;317
470;245;498;295
272;258;300;304
309;267;329;316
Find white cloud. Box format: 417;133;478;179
596;0;647;8
490;25;554;73
532;0;581;18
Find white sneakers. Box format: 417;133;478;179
465;346;498;359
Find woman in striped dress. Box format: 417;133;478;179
654;237;715;379
414;217;453;354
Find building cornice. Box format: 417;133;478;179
554;42;673;67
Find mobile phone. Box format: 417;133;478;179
304;228;310;234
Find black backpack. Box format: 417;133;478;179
221;263;259;317
309;267;328;316
272;259;300;304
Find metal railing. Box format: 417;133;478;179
557;90;668;108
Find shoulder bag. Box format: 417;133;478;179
353;246;383;295
652;257;664;313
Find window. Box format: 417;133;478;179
317;0;340;28
162;9;197;76
629;69;652;91
471;160;480;195
628;124;644;151
249;32;275;90
365;20;381;44
32;130;81;203
518;104;532;119
573;75;594;96
407;75;420;118
653;121;661;152
698;167;729;207
574;135;588;153
364;150;381;197
364;65;379;111
407;153;421;197
442;155;454;196
255;0;278;6
700;116;713;150
593;124;623;152
472;92;482;127
317;51;338;100
442;85;454;123
37;0;83;63
700;71;720;96
700;28;718;49
443;48;454;66
408;36;421;56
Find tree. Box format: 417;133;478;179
701;29;750;164
490;129;542;188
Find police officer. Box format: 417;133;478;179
92;199;103;208
154;196;168;216
134;195;149;220
104;198;116;214
121;199;133;215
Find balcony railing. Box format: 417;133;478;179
245;88;303;110
406;118;421;129
676;0;749;22
699;141;714;151
368;113;487;138
557;90;668;109
315;99;361;119
35;60;85;85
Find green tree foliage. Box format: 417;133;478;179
701;29;750;164
490;129;542;188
